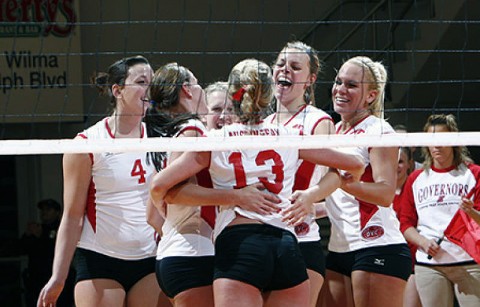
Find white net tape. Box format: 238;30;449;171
1;132;479;155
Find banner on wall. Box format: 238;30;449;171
0;0;83;123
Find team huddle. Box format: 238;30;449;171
37;41;480;307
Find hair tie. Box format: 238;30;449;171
232;87;246;102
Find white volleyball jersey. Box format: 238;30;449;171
208;122;301;238
77;118;157;260
265;105;332;241
326;115;406;252
400;163;480;264
157;119;216;259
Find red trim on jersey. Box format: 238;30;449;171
293;161;316;191
196;168;216;228
283;105;308;126
279;107;332;190
336;115;370;134
431;165;456;173
268;113;277;124
392;183;418;270
309;117;334;135
103;117;144;138
358;164;379;229
86;178;97;232
105;118;115;138
178;126;206;137
77;134;94;164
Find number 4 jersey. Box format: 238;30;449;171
76;117;157;260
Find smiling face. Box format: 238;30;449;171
273;47;315;110
332;62;377;122
205;89;236;130
116;63;153;116
427;124;454;169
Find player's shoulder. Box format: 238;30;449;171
305;105;331;118
79;117;110;139
363;116;394;134
176;118;207;136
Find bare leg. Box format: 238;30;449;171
316;269;354;307
306;269;324;307
213;278;262;307
127;273;172;307
351;271;406;307
264;279;310;307
173;285;214;307
75;279;125;307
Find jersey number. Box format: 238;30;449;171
228;150;284;194
131;159;146;184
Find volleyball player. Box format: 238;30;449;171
297;56;411;307
145;63;281;307
264;41;333;307
150;58;365;307
38;56;165;307
144;62;216;307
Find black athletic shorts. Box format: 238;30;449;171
299;240;326;277
326;243;412;281
73;248;156;292
214;224;308;291
156;256;214;298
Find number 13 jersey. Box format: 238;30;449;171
208;122;300;238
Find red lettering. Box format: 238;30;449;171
20;0;32;21
5;0;18;21
1;0;76;36
33;0;44;22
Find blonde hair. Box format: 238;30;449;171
205;81;228;105
228;59;274;124
344;56;387;118
422;114;473;169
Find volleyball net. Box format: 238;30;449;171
1;0;479;155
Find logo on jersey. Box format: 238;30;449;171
437;195;445;202
361;225;384;240
291;124;304;132
295;222;310;236
352;128;365;134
